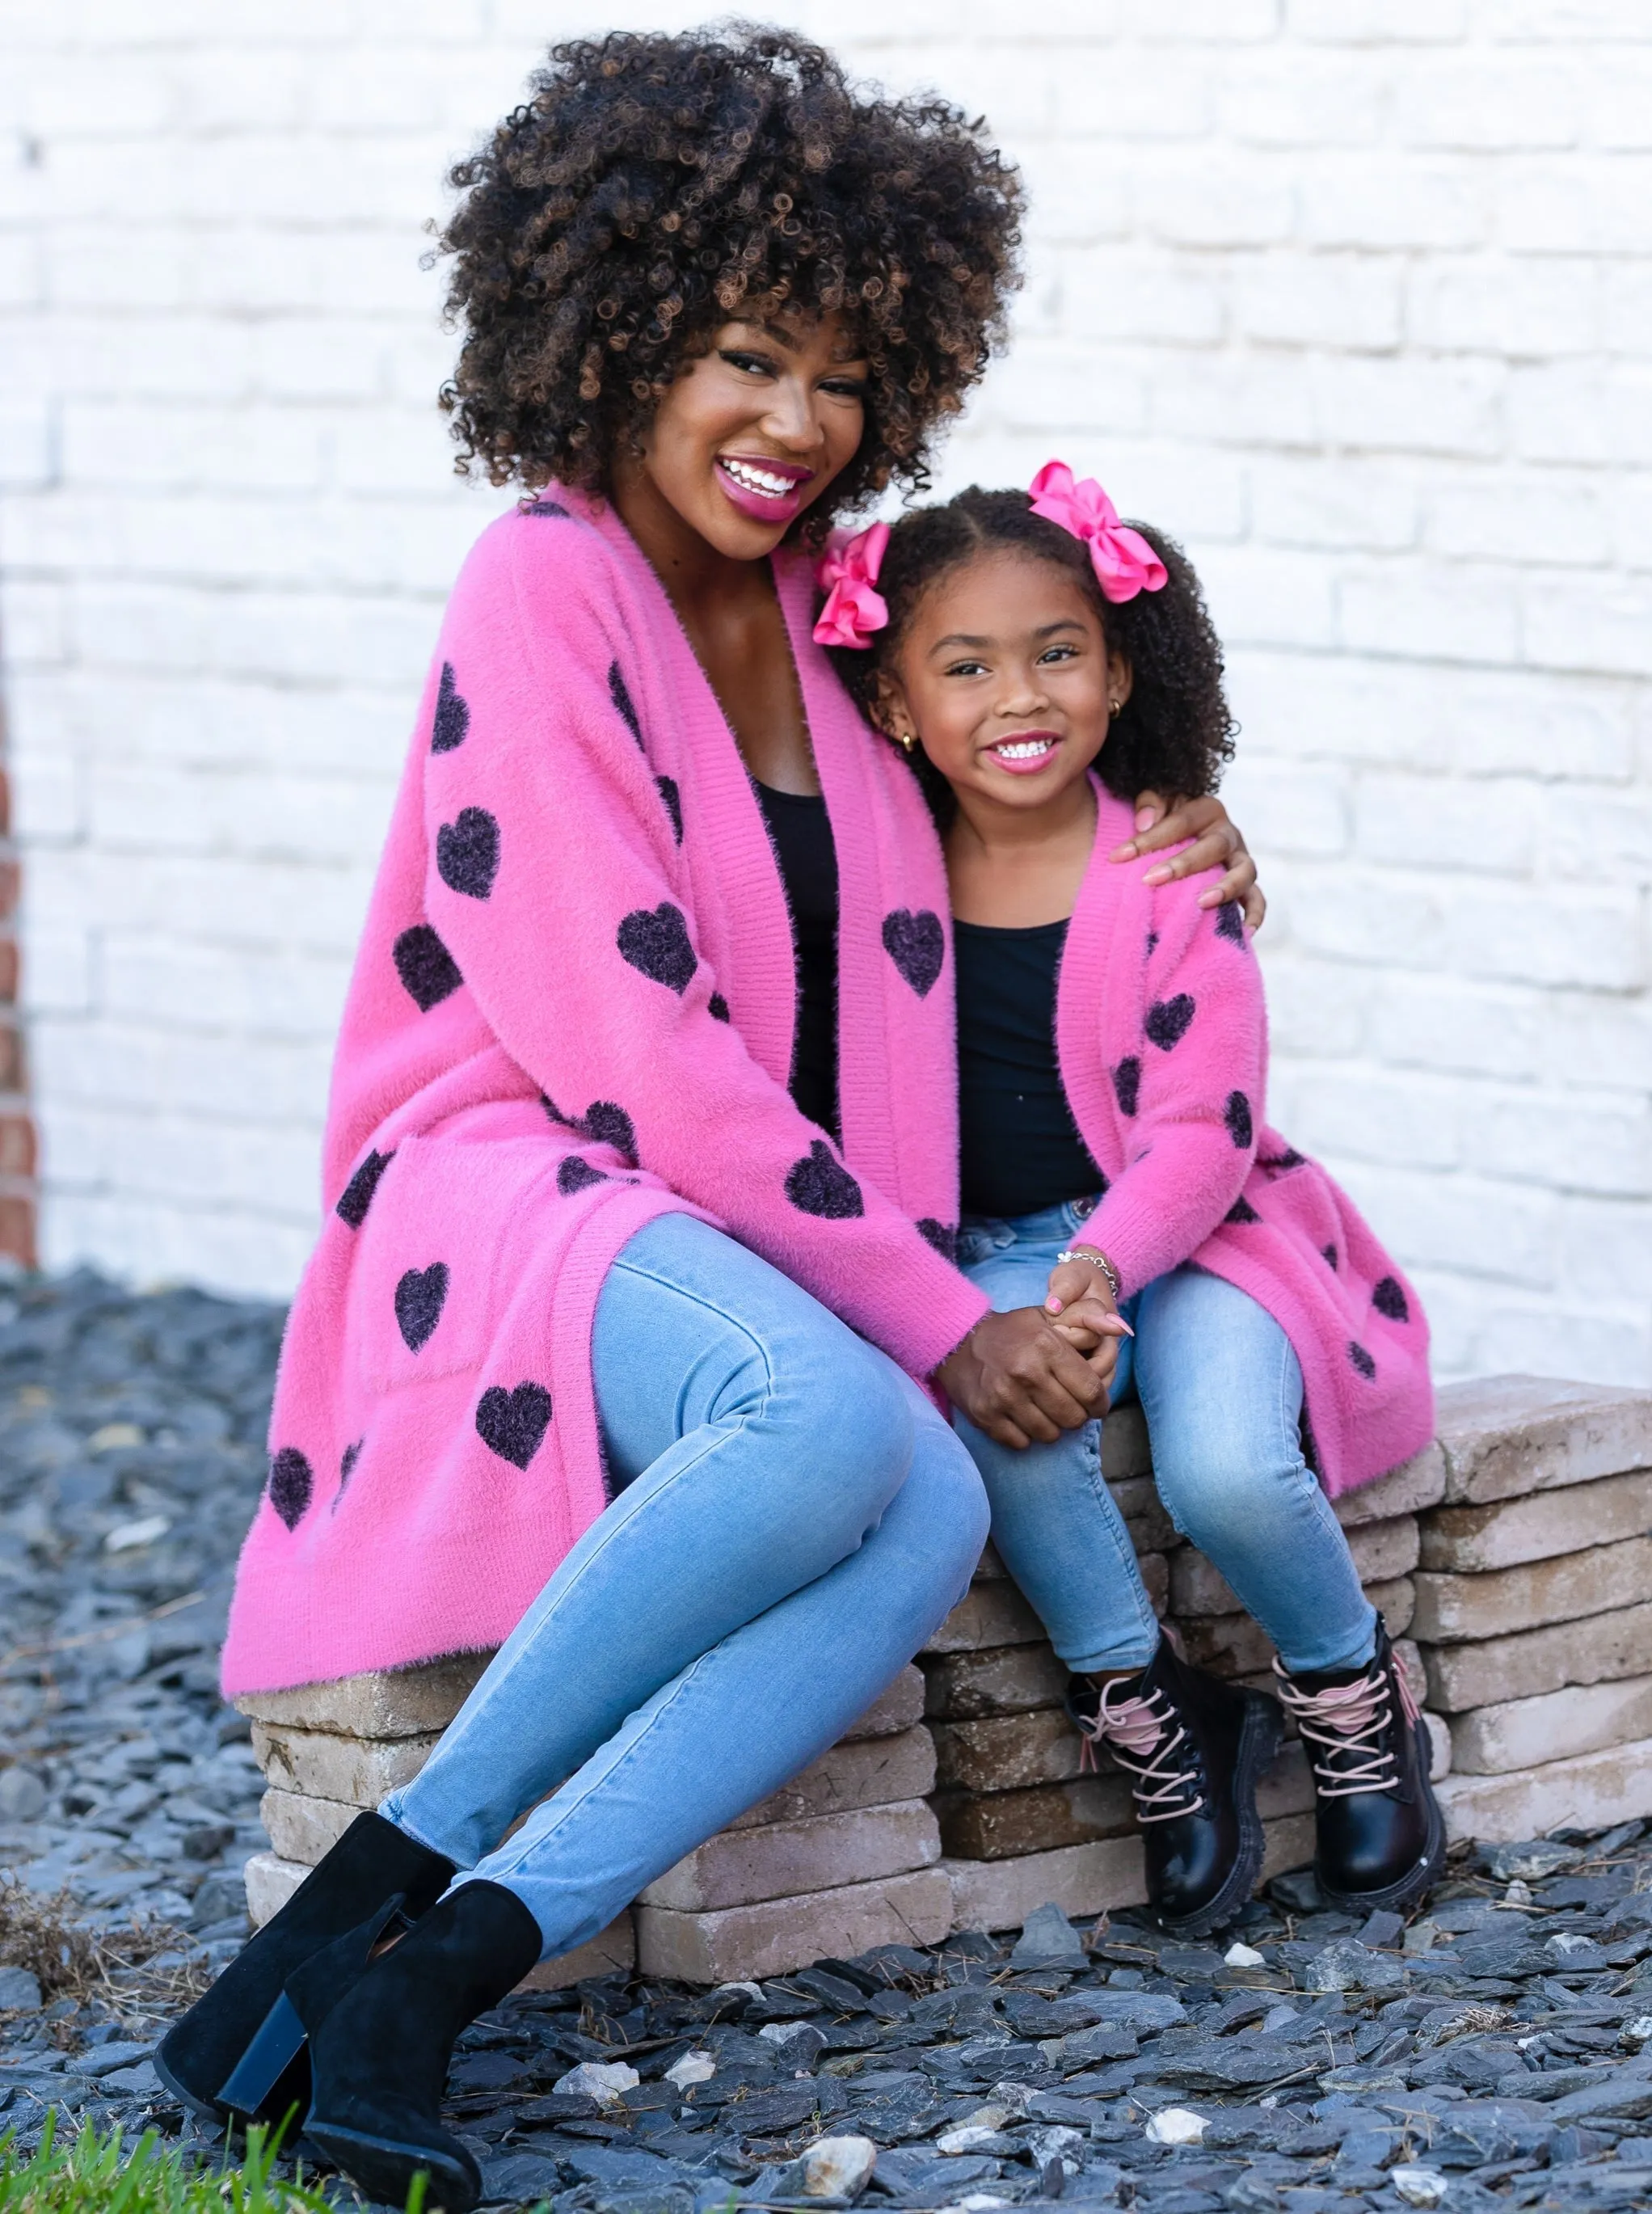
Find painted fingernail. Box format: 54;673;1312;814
1136;808;1156;831
1046;1296;1062;1314
1144;865;1171;886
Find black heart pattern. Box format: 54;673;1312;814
609;661;644;749
708;993;731;1023
268;1448;313;1531
785;1140;865;1220
656;776;683;844
917;1218;959;1263
394;925;462;1011
541;1093;573;1127
395;1263;449;1352
336;1149;394;1229
1224;1090;1253;1149
581;1101;638;1163
1260;1148;1306;1174
432;662;470;754
1348;1341;1376;1380
1145;994;1195;1051
882;909;945;998
335;1438;363;1511
1215;900;1245;945
1225;1194;1260;1225
525;500;570;518
436;808;499;900
558;1156;606;1196
1113;1056;1141;1117
1372;1276;1410;1323
476;1381;554;1469
617;903;697;993
1323;1244;1338;1271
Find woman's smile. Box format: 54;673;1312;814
714;451;815;524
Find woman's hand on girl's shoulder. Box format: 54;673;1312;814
1110;790;1264;930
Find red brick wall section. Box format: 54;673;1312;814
0;740;37;1268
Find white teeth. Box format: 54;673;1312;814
995;738;1054;760
721;458;794;498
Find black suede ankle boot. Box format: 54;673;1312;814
304;1879;542;2214
154;1811;454;2127
1277;1617;1446;1915
1068;1636;1281;1937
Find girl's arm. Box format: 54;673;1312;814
422;520;989;1385
1062;878;1266;1301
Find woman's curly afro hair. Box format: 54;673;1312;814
436;23;1023;529
829;488;1237;817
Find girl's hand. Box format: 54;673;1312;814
1112;791;1264;930
937;1307;1111;1451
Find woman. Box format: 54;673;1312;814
158;30;1259;2209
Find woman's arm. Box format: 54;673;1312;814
1071;876;1266;1300
421;521;989;1384
1113;791;1264;930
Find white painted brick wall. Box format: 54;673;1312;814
2;3;1650;1389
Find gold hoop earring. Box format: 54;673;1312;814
1108;698;1122;720
898;730;917;755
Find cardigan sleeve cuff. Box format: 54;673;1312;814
874;1261;992;1383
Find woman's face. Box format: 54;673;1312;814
628;312;870;559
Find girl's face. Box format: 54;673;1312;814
628;311;870;559
878;547;1132;812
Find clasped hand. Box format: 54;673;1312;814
935;1256;1129;1451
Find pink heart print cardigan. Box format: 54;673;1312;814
1053;781;1434;1498
221;491;1433;1698
221;488;991;1697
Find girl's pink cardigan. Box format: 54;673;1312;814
220;491;989;1697
1060;786;1434;1497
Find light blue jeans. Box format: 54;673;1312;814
381;1212;988;1958
955;1200;1376;1678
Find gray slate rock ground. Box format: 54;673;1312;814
6;1275;1652;2212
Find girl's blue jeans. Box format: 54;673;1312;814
381;1212;988;1959
955;1200;1376;1679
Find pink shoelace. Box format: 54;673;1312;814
1073;1680;1204;1824
1275;1654;1419;1799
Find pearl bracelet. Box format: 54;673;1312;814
1056;1245;1122;1304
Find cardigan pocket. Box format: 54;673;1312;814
346;1127;554;1396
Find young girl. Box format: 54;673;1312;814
818;467;1443;1935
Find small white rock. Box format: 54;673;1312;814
1390;2166;1448;2208
1224;1941;1266;1967
552;2060;639;2105
958;2101;1018;2132
1022;2126;1084;2167
799;2136;878;2199
937;2126;1001;2156
955;2197;1009;2211
1622;2015;1652;2050
104;1514;171;1554
664;2050;716;2087
1144;2107;1207;2146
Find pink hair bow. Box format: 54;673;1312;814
812;521;890;649
1028;460;1167;604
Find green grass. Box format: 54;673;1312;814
0;2114;432;2214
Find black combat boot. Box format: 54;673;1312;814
1276;1617;1446;1915
304;1879;542;2214
154;1811;454;2128
1067;1634;1281;1937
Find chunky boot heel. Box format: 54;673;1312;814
306;1879;542;2214
217;1896;412;2132
1068;1634;1281;1938
1277;1616;1447;1917
154;1811;453;2124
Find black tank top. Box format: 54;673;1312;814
754;781;840;1141
955;917;1106;1219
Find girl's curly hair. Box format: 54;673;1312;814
435;24;1024;529
828;487;1237;818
